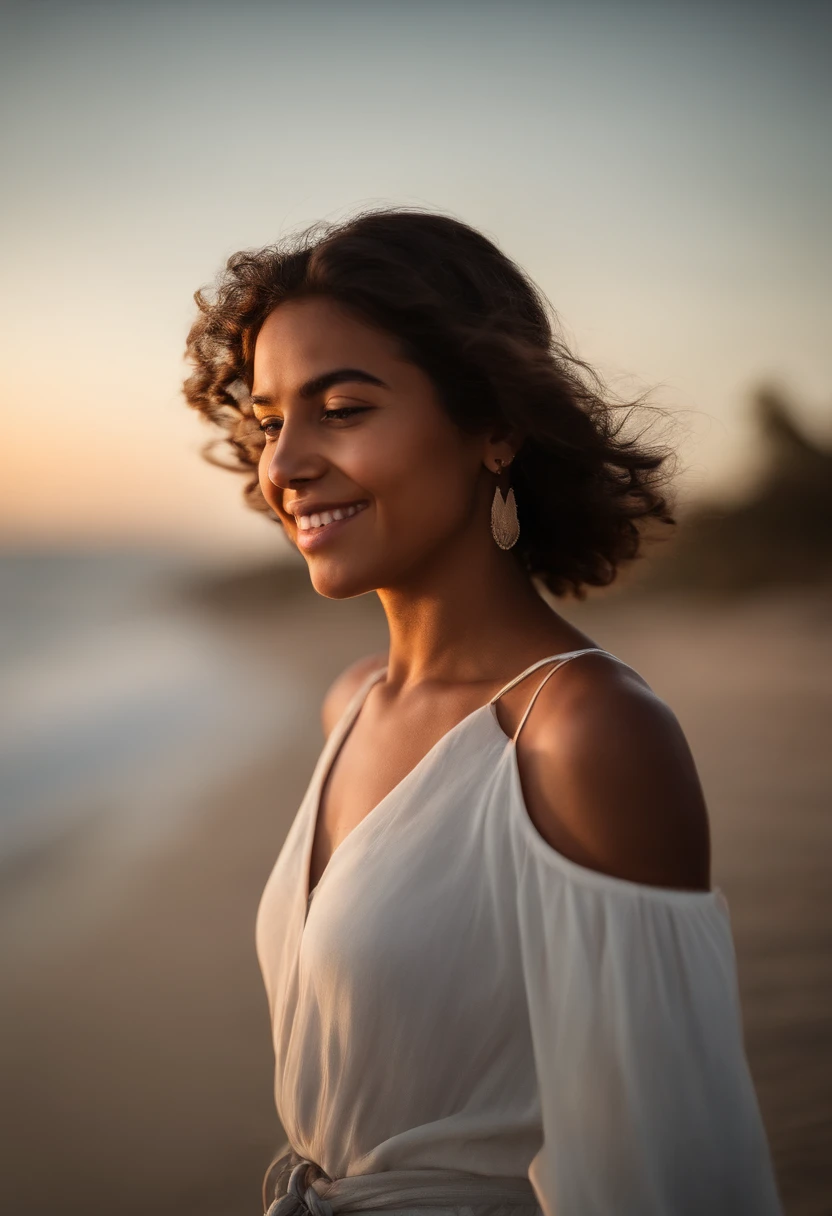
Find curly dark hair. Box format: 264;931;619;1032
183;206;679;599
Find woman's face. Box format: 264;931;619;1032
254;296;496;599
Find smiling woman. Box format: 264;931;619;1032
182;208;783;1216
183;207;677;600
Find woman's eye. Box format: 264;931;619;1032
257;405;370;438
323;406;371;422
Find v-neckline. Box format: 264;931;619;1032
299;648;614;923
301;670;511;919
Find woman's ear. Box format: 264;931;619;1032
483;426;522;471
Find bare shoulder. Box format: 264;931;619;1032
515;651;712;891
321;651;389;738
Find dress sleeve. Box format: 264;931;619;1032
510;811;784;1216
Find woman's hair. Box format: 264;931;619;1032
183;206;678;599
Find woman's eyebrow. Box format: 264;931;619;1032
250;367;390;408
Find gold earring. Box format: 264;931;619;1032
490;457;520;550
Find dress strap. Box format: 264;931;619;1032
323;666;387;761
489;648;625;745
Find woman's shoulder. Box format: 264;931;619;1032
320;651;389;738
511;650;712;893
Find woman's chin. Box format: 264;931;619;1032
306;563;379;601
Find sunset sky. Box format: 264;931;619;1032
2;0;829;558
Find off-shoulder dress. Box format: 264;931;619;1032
256;649;783;1216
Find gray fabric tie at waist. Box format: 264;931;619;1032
263;1149;540;1216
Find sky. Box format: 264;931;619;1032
1;0;830;558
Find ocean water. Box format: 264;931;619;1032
0;548;291;866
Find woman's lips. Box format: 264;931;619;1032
293;501;370;551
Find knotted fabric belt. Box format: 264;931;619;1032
263;1147;541;1216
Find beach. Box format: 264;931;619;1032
1;567;829;1216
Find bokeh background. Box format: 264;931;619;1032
1;2;830;1214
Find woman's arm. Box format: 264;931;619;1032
509;653;783;1214
513;653;712;891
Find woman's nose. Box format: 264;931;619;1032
266;422;325;488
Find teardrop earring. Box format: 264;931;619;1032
490;457;520;550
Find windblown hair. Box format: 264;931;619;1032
183;207;679;598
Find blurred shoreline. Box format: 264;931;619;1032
0;546;300;872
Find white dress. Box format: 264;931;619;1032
256;649;783;1216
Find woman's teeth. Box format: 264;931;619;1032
296;501;369;531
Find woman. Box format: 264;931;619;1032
183;209;783;1216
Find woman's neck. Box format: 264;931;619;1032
376;542;582;690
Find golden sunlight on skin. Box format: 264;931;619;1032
253;298;511;600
